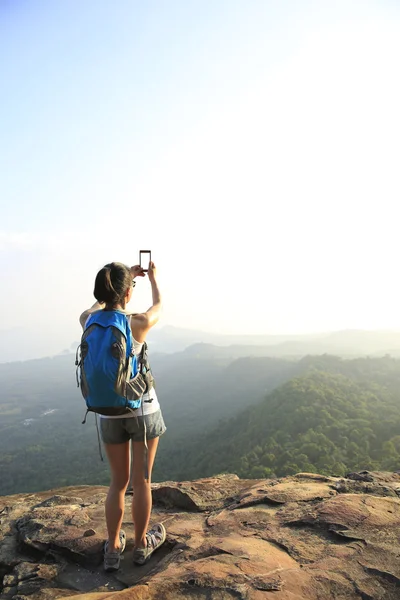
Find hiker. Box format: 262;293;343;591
78;261;166;571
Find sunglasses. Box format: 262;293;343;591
132;280;136;288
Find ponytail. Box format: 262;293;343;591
103;266;116;295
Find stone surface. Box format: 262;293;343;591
1;473;400;599
151;473;252;511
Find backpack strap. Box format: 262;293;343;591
124;315;150;481
137;342;147;373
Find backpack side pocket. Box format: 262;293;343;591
79;340;90;399
125;373;147;401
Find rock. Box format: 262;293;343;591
83;529;96;537
0;534;20;570
230;474;336;508
67;513;91;527
34;496;84;509
16;505;105;566
294;473;336;482
335;478;399;497
2;561;61;598
346;470;375;482
1;473;400;599
152;473;252;511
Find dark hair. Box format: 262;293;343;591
94;262;132;306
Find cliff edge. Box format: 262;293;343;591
1;471;400;599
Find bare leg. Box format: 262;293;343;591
131;437;159;548
104;441;130;552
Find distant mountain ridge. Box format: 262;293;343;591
3;324;400;363
148;326;400;358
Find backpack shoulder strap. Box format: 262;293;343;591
84;312;99;330
88;310;129;338
137;341;150;373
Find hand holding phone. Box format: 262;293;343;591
130;265;145;278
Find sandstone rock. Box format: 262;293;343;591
34;496;84;509
83;529;96;538
336;471;400;497
346;470;375;482
152;473;251;511
230;474;336;508
1;473;400;599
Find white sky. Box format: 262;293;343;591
1;0;399;355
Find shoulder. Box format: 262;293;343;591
81;313;94;330
130;313;150;326
79;313;91;330
79;309;103;330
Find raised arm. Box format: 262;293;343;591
130;262;162;343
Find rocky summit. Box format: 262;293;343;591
1;472;400;600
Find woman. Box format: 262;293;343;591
79;260;166;571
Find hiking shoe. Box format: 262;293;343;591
104;530;126;572
133;523;166;565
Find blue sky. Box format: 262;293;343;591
1;0;313;231
1;0;400;358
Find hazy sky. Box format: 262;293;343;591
1;0;400;354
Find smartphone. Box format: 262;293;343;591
139;250;151;272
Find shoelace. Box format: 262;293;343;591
104;533;125;557
105;552;120;563
147;529;162;550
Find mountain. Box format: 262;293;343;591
1;472;400;599
0;348;296;495
150;326;400;357
3;350;400;497
0;327;75;363
164;355;400;481
146;324;325;353
3;324;400;363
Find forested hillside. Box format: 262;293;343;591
0;348;296;494
160;355;400;480
2;352;400;495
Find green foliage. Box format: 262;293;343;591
2;352;400;494
158;356;400;482
0;351;296;495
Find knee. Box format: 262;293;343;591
110;475;130;492
131;474;151;489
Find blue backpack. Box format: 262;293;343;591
75;310;151;416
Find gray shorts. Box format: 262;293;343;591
100;409;166;445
